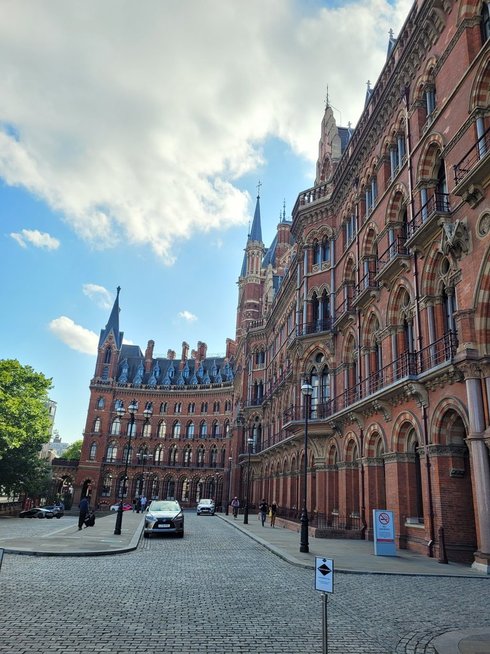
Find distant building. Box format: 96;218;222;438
76;288;235;509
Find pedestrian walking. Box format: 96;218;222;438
231;497;240;519
140;495;148;512
78;496;89;530
258;499;268;527
270;501;277;528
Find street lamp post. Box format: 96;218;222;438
300;381;313;553
243;436;254;525
225;456;232;515
114;401;137;536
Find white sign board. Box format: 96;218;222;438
315;557;334;593
373;509;396;556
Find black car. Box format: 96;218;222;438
19;505;64;519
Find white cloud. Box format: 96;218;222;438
178;310;198;323
82;283;113;310
48;316;98;355
10;229;60;250
0;0;412;263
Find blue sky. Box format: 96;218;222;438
0;0;411;442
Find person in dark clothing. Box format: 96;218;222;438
78;496;89;530
258;499;268;527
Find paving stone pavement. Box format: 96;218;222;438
0;513;489;653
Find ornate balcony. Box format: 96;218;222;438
376;236;411;286
405;193;450;251
453;126;490;207
353;270;379;309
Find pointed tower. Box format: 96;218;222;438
236;188;266;335
94;286;124;381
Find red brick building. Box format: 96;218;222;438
77;0;490;573
76;289;236;511
233;0;490;573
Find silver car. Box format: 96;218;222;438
143;500;184;538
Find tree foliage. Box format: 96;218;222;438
62;439;83;460
0;359;53;497
0;359;53;457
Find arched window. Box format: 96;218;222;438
111;418;121;435
158;421;166;438
212;420;220;437
122;443;133;464
183;446;192;466
322;236;330;262
104;348;112;364
213;401;220;413
224;420;230;437
154;445;164;464
313;239;321;266
127;420;136;437
93;417;101;433
89;442;97;460
210;446;218;468
201;402;208;413
97;397;105;409
186;422;195;439
143;421;151;438
172;421;181;439
199;421;208;438
101;474;112;497
482;2;490;43
160;402;167;414
174;402;182;413
197;446;205;467
106;443;117;463
169;445;178;465
188;403;195;413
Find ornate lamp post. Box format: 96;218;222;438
136;404;153;499
300;380;313;553
243;436;254;525
225;456;233;515
114;400;137;536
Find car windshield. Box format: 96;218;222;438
149;501;180;512
199;500;213;505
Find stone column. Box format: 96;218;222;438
461;361;490;573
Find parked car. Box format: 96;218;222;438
144;500;184;538
196;499;215;516
19;505;64;519
110;502;133;512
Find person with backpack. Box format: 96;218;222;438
231;497;240;519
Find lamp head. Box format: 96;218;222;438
116;406;125;418
128;401;138;415
301;381;313;397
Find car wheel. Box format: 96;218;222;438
55;514;62;519
143;532;149;538
37;514;44;518
177;531;184;538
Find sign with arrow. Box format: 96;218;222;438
315;557;334;593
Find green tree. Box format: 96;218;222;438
0;359;53;496
62;439;83;460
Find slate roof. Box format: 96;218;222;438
116;345;234;388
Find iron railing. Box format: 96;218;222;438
453;125;490;184
406;193;450;239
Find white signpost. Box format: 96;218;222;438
315;557;334;654
373;509;396;556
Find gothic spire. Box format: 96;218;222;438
248;187;263;243
98;286;123;348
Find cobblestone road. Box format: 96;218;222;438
0;514;488;653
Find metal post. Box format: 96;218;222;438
300;382;312;553
114;402;137;535
243;438;252;524
225;456;232;515
322;594;328;654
